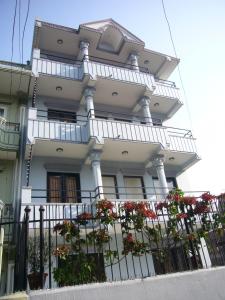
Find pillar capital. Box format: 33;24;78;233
139;96;151;107
128;52;139;71
83;86;96;99
129;52;139;60
89;150;102;164
80;40;90;50
152;154;165;168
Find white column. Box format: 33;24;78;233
139;96;152;124
90;150;104;199
32;48;40;77
0;200;4;219
152;155;169;196
129;52;139;71
84;87;95;118
79;41;90;61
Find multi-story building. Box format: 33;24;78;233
0;60;30;294
4;19;220;296
22;18;200;207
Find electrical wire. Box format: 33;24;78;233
18;0;21;63
10;0;18;98
21;0;31;65
18;0;31;90
161;0;193;131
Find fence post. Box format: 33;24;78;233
23;205;31;290
39;205;45;289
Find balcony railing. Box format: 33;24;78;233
154;79;180;99
32;56;179;100
33;58;84;80
83;60;154;89
4;192;225;292
27;118;89;143
28;110;197;154
0;121;20;150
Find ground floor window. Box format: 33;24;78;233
123;176;146;199
47;172;80;203
102;175;119;199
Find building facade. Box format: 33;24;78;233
22;18;200;207
1;19;211;295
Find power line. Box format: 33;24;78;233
10;0;18;98
161;0;193;131
18;0;21;63
21;0;31;65
19;0;31;90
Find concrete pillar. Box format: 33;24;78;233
116;170;126;199
90;150;104;199
84;87;95;118
0;200;4;219
152;155;169;196
139;96;152;124
79;41;90;61
129;52;139;71
32;48;40;77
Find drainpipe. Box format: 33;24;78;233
0;200;4;282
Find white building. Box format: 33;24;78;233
1;19;208;295
23;18;200;207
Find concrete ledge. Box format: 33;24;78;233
0;292;28;300
29;267;225;300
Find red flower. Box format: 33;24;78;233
176;213;187;220
135;202;148;211
201;192;215;202
96;199;114;211
143;209;157;219
167;193;181;202
77;212;92;220
123;201;136;212
155;201;168;210
183;196;197;206
125;233;134;243
194;203;210;214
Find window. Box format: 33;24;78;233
102;175;118;199
47;172;80;203
48;109;76;123
0;106;7;118
123;176;146;199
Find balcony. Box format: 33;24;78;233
0;120;20;152
27;110;197;158
32;57;180;104
11;192;225;292
154;78;180;99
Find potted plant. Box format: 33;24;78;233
27;237;49;290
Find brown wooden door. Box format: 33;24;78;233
47;172;80;203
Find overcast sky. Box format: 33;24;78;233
1;0;225;193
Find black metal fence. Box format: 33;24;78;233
1;193;225;294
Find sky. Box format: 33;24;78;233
0;0;225;194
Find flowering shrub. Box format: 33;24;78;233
77;212;93;225
122;233;149;256
51;192;225;287
121;201;157;231
96;199;117;225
